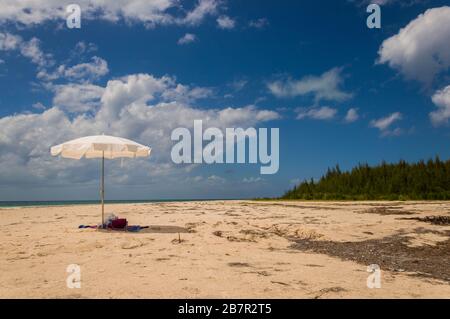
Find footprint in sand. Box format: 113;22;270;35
212;231;223;237
312;287;347;299
228;262;251;267
226;235;256;243
244;270;271;276
171;238;187;244
120;240;145;249
271;281;290;286
304;264;324;268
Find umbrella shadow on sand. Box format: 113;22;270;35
139;225;190;234
96;225;189;234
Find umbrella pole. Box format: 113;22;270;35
101;151;105;226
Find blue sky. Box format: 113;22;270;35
0;0;449;200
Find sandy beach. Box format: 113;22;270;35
0;200;449;298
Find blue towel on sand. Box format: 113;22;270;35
127;225;142;232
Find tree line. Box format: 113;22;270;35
282;157;450;200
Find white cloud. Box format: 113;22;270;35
0;32;21;50
218;105;279;127
350;0;398;5
430;85;450;126
217;15;235;29
243;177;263;183
52;83;104;113
207;175;225;183
19;38;48;67
268;68;352;102
296;106;337;120
161;84;213;102
177;33;197;45
0;72;279;192
98;73;174;121
192;176;203;182
38;56;109;82
0;0;220;27
73;41;98;55
370;112;402;130
32;102;46;110
370;112;403;136
377;6;450;85
183;0;219;26
0;32;52;68
229;79;248;91
369;0;392;4
344;108;359;123
351;0;427;7
62;56;109;81
248;18;269;29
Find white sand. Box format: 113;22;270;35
0;200;449;298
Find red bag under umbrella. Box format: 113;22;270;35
110;218;127;229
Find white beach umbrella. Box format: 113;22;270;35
50;135;151;225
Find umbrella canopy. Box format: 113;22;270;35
50;135;151;159
51;135;151;226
